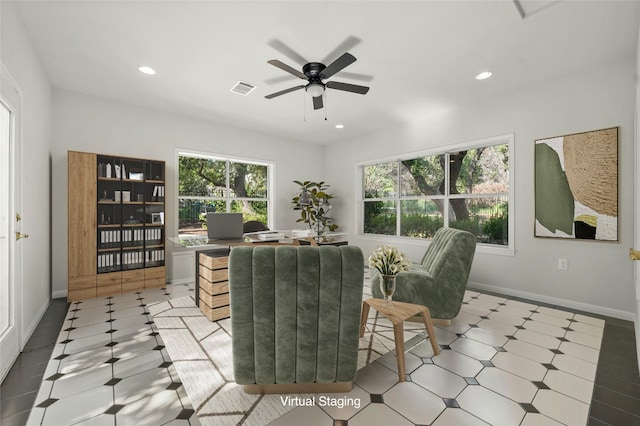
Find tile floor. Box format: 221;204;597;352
1;276;638;425
270;286;607;426
1;298;68;426
26;283;201;426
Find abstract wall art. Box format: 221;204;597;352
534;127;618;241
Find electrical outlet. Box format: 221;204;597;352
558;258;568;270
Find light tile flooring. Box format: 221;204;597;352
271;283;605;426
27;279;605;426
27;283;201;426
344;291;604;426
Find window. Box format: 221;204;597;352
178;152;272;236
361;135;512;247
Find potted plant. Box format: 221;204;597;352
291;180;339;240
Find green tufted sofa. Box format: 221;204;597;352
229;245;364;394
371;227;476;322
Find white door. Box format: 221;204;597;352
635;86;640;370
0;67;23;383
634;85;640;371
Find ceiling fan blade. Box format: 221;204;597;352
321;36;361;65
320;52;357;79
264;85;305;99
326;81;369;95
267;39;308;66
312;96;324;110
336;71;374;83
267;60;307;80
264;75;298;85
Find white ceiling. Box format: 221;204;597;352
13;1;640;144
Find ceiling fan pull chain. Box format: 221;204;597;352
324;91;328;121
303;90;306;122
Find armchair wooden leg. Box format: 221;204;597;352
359;301;370;338
420;307;440;356
392;322;406;382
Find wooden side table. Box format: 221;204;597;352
360;298;440;382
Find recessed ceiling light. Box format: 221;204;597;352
475;71;492;80
335;124;344;129
139;66;156;75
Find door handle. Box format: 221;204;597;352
630;248;640;261
15;232;29;241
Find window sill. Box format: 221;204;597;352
356;233;515;256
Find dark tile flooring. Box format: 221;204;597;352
1;299;68;426
1;295;639;425
588;317;640;425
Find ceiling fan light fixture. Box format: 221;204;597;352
306;83;325;97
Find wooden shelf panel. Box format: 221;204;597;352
98;247;121;253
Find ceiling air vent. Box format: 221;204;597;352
230;81;256;96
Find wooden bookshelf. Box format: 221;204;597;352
67;150;166;301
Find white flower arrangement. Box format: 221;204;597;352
368;245;412;276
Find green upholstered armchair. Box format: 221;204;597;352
371;227;476;322
229;245;364;394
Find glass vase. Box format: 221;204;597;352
380;275;396;307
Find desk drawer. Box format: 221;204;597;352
199;254;228;270
199;301;230;321
199;265;228;283
200;288;229;309
199;278;228;295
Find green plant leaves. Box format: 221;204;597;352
291;180;339;235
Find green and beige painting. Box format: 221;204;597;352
535;127;617;241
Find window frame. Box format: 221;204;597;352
175;148;275;236
355;134;515;255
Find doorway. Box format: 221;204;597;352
0;67;22;383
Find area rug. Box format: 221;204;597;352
147;284;427;426
151;282;605;426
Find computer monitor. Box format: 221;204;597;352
206;213;244;240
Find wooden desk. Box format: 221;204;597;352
360;298;440;382
195;238;318;321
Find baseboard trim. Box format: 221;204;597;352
469;281;635;322
167;278;193;286
21;298;50;349
52;289;68;299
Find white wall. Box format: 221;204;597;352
1;3;53;343
51;89;324;295
326;60;637;320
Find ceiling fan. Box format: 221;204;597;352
264;52;370;110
